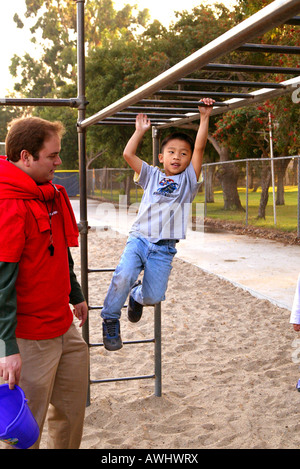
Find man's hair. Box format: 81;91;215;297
160;132;194;154
5;117;65;162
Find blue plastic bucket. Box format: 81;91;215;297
0;384;39;449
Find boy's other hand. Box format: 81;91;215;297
198;98;215;115
135;113;151;133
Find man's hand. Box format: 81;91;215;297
0;353;22;389
293;324;300;332
73;301;88;327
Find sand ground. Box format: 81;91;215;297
68;230;300;449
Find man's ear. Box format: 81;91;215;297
20;150;31;167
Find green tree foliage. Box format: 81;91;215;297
212;98;300;161
10;0;149;97
8;0;150;168
4;0;299;176
211;0;299;162
0;107;20;143
85;3;236;168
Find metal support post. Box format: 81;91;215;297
152;126;162;396
298;157;300;239
268;112;277;226
246;160;249;226
75;0;90;405
152;126;160;166
154;303;162;397
204;166;207;218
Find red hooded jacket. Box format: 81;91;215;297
0;156;79;340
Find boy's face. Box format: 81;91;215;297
158;138;192;176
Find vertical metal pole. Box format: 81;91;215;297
204;165;207;218
268;112;276;226
152;126;160;166
76;0;90;405
152;126;162;396
154;303;162;397
297;156;300;238
246;160;249;227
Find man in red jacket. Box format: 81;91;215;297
0;117;88;449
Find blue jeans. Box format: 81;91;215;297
101;235;177;320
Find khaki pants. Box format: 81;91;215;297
16;323;88;449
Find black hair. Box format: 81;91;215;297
160;132;194;154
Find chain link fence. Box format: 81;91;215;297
87;167;142;205
202;155;300;235
87;155;300;236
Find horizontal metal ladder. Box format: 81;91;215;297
87;267;162;396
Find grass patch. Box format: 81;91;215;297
194;186;298;232
91;186;299;233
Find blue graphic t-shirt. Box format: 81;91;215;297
130;161;200;242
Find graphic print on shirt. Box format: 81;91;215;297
155;177;179;195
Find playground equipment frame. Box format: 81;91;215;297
0;0;299;405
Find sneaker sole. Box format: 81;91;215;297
103;339;123;351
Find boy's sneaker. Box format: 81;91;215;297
102;319;123;351
127;281;143;323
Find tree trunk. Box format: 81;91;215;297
218;162;244;210
249;164;260;192
207;136;244;211
292;158;298;186
125;174;131;206
257;163;271;219
276;171;284;205
275;158;290;206
205;165;215;203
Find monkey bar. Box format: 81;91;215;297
79;0;300;129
